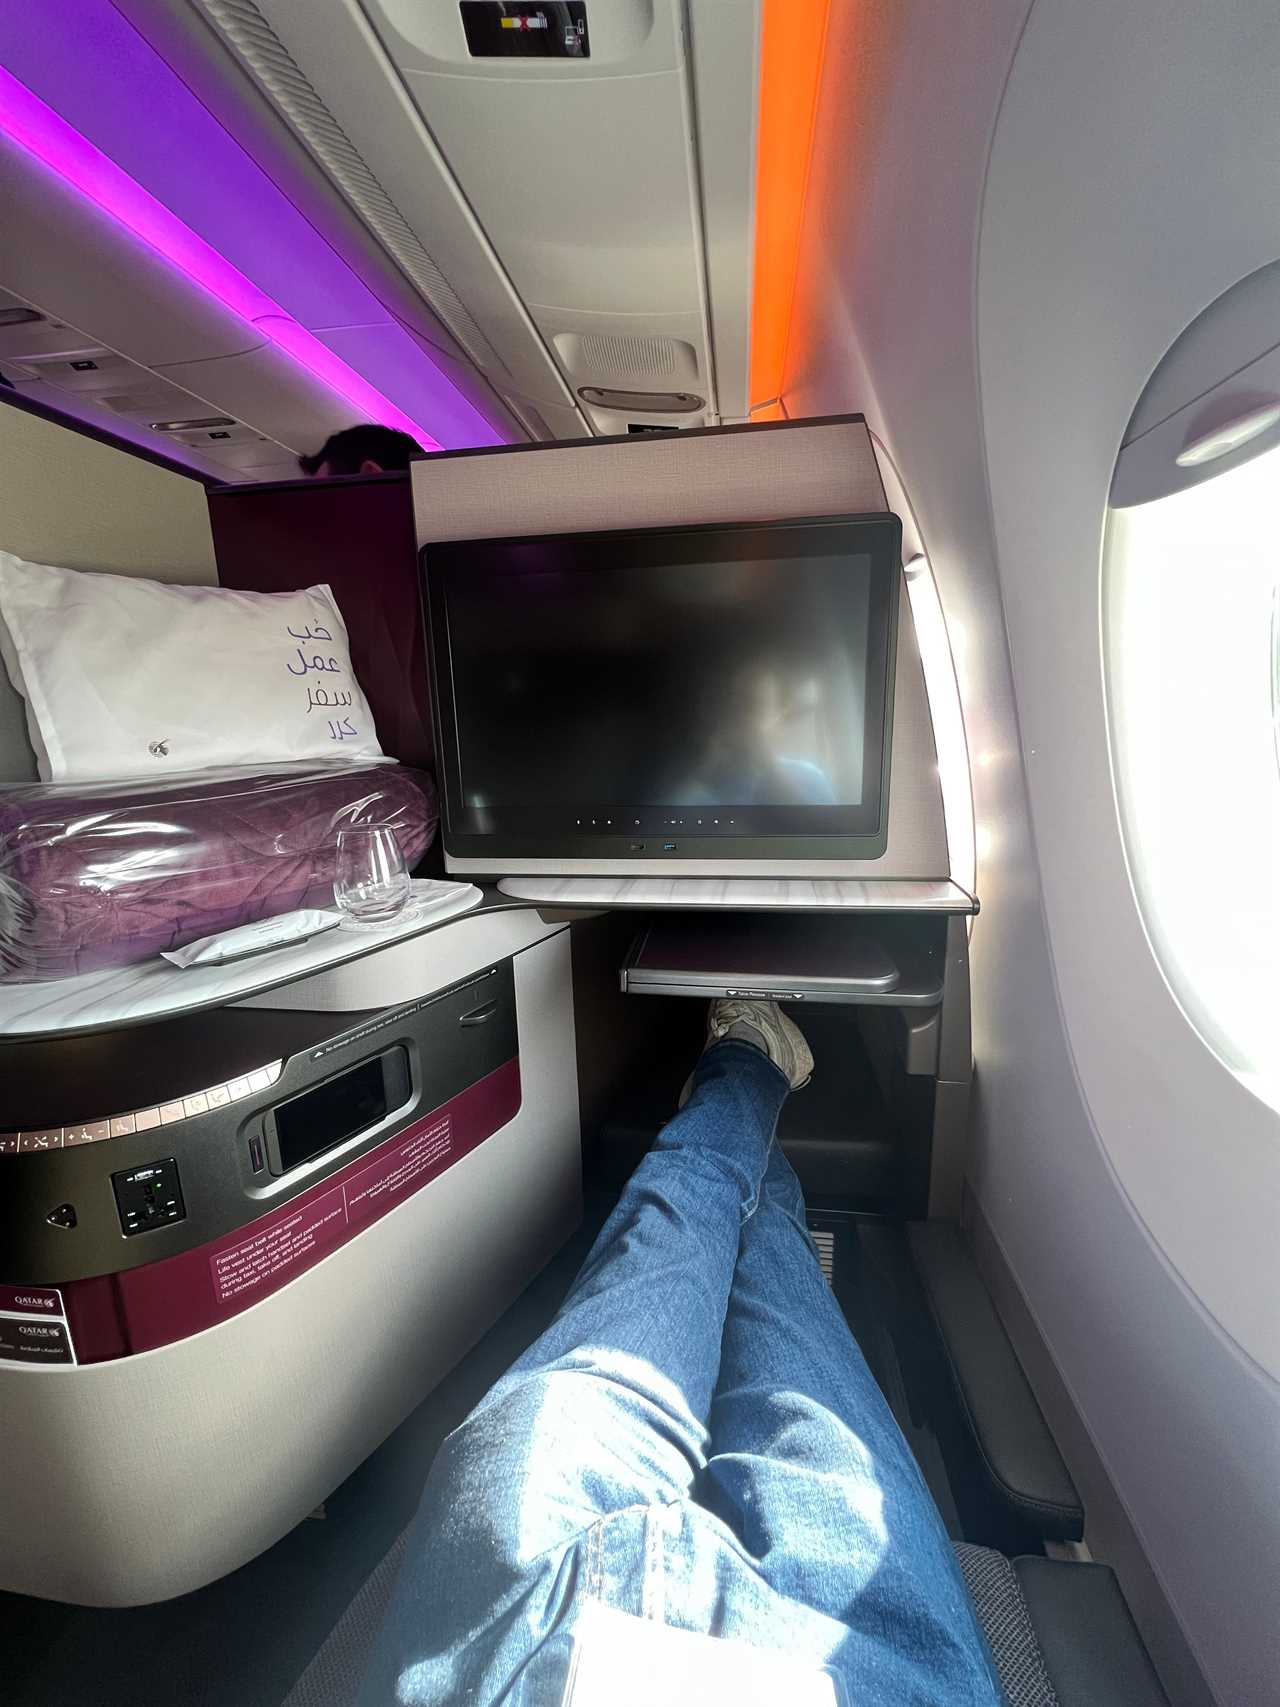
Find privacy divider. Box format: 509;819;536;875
410;415;888;542
0;394;218;783
208;471;433;768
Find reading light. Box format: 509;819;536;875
0;65;445;452
150;416;236;432
1175;401;1280;467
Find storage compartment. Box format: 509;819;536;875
571;912;954;1217
620;913;945;1004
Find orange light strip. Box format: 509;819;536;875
749;0;832;413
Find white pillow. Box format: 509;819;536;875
0;553;386;782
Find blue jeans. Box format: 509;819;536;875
361;1041;1002;1705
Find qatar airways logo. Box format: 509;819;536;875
10;1294;55;1311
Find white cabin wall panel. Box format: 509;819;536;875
114;0;498;382
109;0;524;444
975;11;1280;1696
0;402;217;783
978;0;1280;1372
311;322;504;451
371;0;730;422
783;2;1278;1701
0;405;216;585
499;396;592;442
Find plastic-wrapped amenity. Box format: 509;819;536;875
0;761;438;982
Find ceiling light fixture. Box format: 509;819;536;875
0;65;444;452
749;0;832;415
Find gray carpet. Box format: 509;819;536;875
283;1534;407;1707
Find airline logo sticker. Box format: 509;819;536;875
0;1284;75;1366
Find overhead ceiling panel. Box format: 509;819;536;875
370;3;698;319
194;0;589;429
0;1;509;453
2;2;383;333
360;0;725;430
193;0;760;437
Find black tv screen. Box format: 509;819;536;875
423;514;900;865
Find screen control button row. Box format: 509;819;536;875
0;1061;283;1158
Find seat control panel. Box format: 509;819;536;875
112;1158;186;1237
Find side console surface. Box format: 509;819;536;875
0;912;582;1605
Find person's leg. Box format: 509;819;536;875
360;1036;793;1707
701;1145;1002;1703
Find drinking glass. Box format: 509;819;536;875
333;826;412;925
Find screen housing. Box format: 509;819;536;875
264;1046;411;1176
423;514;901;869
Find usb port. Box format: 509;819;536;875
663;842;677;851
248;1135;264;1173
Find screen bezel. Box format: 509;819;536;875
422;513;901;865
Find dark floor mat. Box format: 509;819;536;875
809;1212;963;1537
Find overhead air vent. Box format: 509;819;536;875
195;0;506;378
9;350;134;391
555;333;699;385
98;391;195;417
578;386;705;414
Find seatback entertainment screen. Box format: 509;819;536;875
423;514;900;863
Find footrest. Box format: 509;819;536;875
955;1546;1170;1707
910;1222;1083;1542
1015;1557;1171;1706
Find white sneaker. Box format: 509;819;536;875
706;998;814;1089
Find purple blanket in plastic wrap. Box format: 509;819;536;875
0;761;438;981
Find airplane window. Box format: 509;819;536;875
1105;442;1280;1110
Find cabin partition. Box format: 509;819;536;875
207;470;435;773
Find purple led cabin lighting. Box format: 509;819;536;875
0;64;445;452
